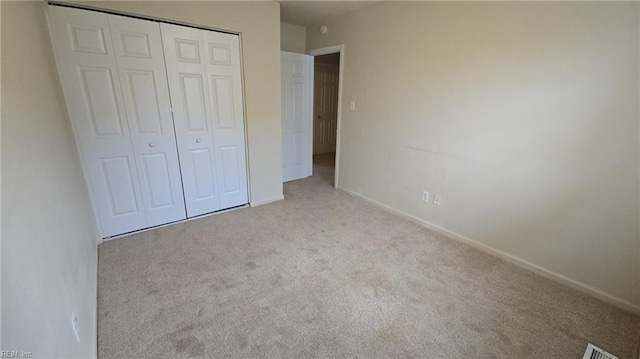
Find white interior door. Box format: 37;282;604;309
161;24;219;217
161;23;248;217
281;51;312;182
313;64;338;155
203;31;249;209
49;6;147;237
108;14;186;227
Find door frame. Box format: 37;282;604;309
307;44;344;189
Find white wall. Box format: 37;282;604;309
280;22;306;53
307;2;640;311
1;1;99;357
2;1;284;356
80;0;283;206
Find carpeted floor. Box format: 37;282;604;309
313;152;335;170
98;166;640;359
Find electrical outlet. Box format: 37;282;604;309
350;101;356;111
433;193;442;206
71;312;80;342
421;191;430;203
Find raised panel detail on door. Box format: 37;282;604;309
52;5;252;234
292;60;304;76
49;6;147;237
209;44;230;66
205;30;248;209
141;153;174;208
162;23;222;217
293;133;304;166
291;82;309;168
120;32;151;58
220;146;240;194
69;24;107;54
100;156;139;215
109;13;186;227
175;39;201;63
211;75;235;129
78;67;123;137
191;149;216;199
180;74;207;131
281;51;312;182
293;82;303;121
125;70;162;134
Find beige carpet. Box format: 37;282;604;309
313;152;335;170
98;166;640;359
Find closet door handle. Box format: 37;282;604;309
195;139;201;143
148;143;155;148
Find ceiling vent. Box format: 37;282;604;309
582;343;618;359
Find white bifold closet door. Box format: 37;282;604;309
161;23;248;218
48;6;186;237
49;5;249;236
108;15;187;227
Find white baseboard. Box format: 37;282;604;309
337;186;640;315
250;194;285;207
103;204;249;241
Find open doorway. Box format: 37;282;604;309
312;53;339;171
307;44;344;188
309;49;342;187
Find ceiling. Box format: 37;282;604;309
280;1;382;27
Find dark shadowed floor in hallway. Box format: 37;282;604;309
313;152;335;169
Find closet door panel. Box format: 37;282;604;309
100;156;140;215
190;149;216;198
49;6;147;237
204;31;248;209
219;146;241;194
161;23;221;217
108;14;187;226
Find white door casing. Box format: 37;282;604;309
161;23;248;217
108;14;187;227
313;64;338;155
49;6;148;237
281;51;312;182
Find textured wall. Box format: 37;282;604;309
1;1;99;357
1;1;284;357
308;2;640;311
281;22;306;53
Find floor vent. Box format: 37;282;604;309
582;343;618;359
